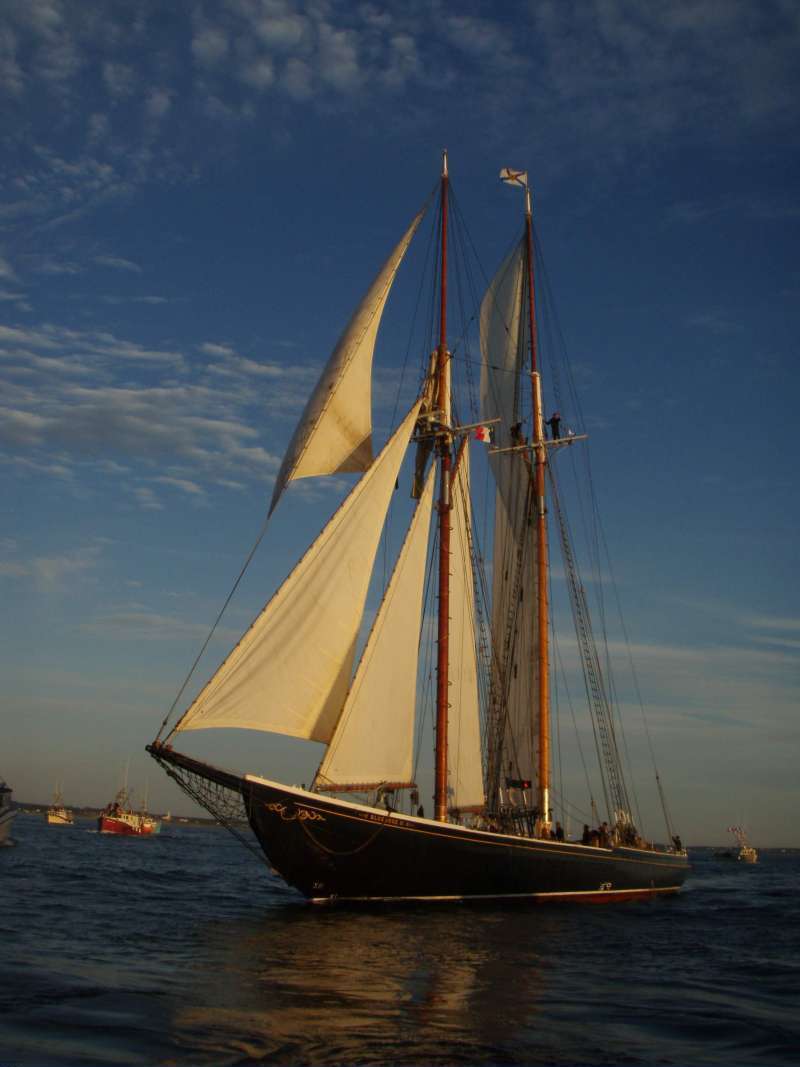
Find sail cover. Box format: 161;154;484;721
447;445;485;811
479;238;537;789
176;402;422;742
316;465;435;788
269;210;423;516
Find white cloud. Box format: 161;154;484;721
253;11;307;51
132;486;162;511
0;25;24;95
192;25;229;67
240;56;275;91
317;23;361;93
94;255;142;273
102;60;135;98
0;542;103;589
0;288;28;306
199;342;237;358
80;608;213;640
87;112;109;143
155;475;207;498
146;88;173;119
0;254;18;281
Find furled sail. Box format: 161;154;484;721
315;464;435;789
479;238;537;792
446;444;485;811
269;210;424;516
176;403;422;742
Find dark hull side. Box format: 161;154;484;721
148;747;690;904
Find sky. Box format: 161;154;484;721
1;0;798;847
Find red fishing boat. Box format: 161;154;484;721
98;789;160;836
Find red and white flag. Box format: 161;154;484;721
474;425;493;444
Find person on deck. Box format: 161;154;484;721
545;412;561;439
555;822;564;841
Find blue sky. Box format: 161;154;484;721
1;0;798;846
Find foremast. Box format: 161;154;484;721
523;182;552;832
434;150;452;823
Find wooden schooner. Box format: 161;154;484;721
149;154;689;903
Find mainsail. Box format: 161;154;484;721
446;444;485;811
479;238;537;793
315;465;436;790
269;210;423;515
176;402;422;743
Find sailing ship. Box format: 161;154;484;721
149;154;689;903
98;788;161;836
0;778;15;846
46;785;74;825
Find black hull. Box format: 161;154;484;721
149;747;690;904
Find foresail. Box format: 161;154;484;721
269;210;424;516
447;445;485;812
315;465;435;789
176;403;422;743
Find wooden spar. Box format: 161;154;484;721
524;183;551;829
434;150;451;823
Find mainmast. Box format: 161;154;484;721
523;181;551;831
434;150;451;822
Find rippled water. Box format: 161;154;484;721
2;815;798;1066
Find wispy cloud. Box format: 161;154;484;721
94;255;142;273
686;310;743;335
0;542;103;589
80;608;219;641
0;0;796;257
0;253;18;281
0;322;296;500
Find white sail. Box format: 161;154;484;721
480;237;525;439
177;403;422;742
447;444;485;811
316;465;435;789
479;238;537;787
269;210;423;516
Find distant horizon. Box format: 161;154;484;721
10;801;790;853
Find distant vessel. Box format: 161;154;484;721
0;778;15;845
729;825;757;864
46;785;74;825
149;155;689;904
98;789;161;836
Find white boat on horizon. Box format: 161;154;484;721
46;784;74;826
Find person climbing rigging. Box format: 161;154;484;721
545;412;561;440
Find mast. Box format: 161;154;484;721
434;150;451;822
524;182;551;830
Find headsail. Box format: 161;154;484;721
315;464;436;790
479;238;537;794
176;402;422;743
269;210;424;516
446;444;485;812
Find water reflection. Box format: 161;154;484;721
173;905;553;1065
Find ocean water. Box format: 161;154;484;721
1;816;798;1067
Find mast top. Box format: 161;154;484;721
499;166;531;215
442;149;448;178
